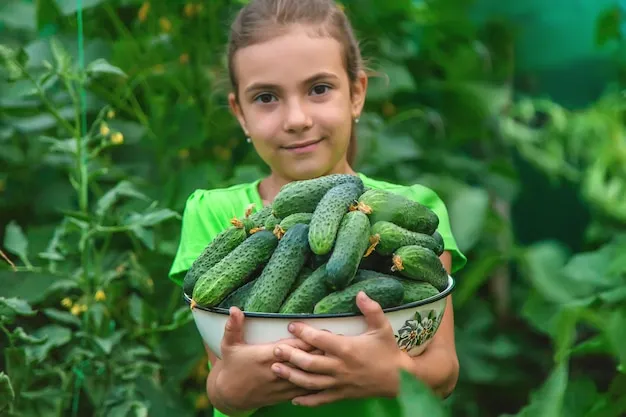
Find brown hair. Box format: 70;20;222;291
227;0;364;166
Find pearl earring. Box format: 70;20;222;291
354;117;360;124
246;137;251;143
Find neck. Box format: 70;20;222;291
258;158;356;205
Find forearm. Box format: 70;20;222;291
396;344;459;398
206;362;259;417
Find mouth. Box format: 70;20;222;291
282;138;325;153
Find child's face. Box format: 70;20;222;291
229;24;367;181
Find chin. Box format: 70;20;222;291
283;158;335;181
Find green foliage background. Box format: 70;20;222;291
1;0;626;416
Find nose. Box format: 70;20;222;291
282;98;312;133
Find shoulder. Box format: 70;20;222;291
358;173;443;207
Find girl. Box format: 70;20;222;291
169;0;467;416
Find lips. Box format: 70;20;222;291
283;138;324;149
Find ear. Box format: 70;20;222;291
228;92;250;136
350;70;368;119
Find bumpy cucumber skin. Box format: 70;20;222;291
358;189;439;235
371;221;441;256
264;214;281;230
432;231;445;256
279;212;313;231
393;245;449;291
280;264;331;314
244;224;312;313
191;230;278;307
313;277;404;314
272;174;363;218
183;226;247;295
352;269;440;304
325;210;371;290
289;266;313;293
218;278;257;309
308;181;364;256
241;204;273;234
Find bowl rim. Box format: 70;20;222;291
183;275;456;319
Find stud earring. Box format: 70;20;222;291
354;117;360;124
246;137;252;143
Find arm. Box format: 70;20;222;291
396;251;459;397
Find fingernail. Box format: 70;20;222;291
272;364;281;375
288;323;295;333
274;346;282;356
292;399;300;406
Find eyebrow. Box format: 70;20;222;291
243;72;340;95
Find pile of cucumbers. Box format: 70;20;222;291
184;174;449;315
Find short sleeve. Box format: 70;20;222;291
404;184;468;274
168;190;226;286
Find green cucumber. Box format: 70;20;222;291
218;278;258;309
243;204;273;233
392;245;449;291
280;264;331;314
313;277;404;314
353;269;440;304
308;181;364;255
325;210;372;290
244;224;312;313
357;251;396;275
272;174;363;218
357;189;439;235
432;231;445;256
273;212;313;238
370;221;441;256
289;266;314;293
191;230;278;307
264;213;281;231
183;224;247;296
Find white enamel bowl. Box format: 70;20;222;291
184;275;455;359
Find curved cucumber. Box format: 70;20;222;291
325;210;372;290
392;245;449;291
272;174;363;218
308;181;364;255
370;221;441;256
191;230;278;307
244;224;312;313
432;231;445;256
273;212;313;238
352;269;440;304
357;189;439;235
183;224;247;296
314;277;404;314
280;264;331;314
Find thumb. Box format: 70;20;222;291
221;306;246;349
356;291;388;332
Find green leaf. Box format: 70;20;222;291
42;308;81;327
4;220;29;265
54;0;106;15
604;308;626;371
86;58;127;78
0;44;27;80
0;297;35;318
447;186;490;252
0;271;73;304
93;330;126;356
124;208;181;227
0;0;36;31
0;372;15;414
510;363;569;417
521;241;574;303
397;370;448;416
96;180;149;217
12;327;48;345
130;225;154;250
25;325;72;363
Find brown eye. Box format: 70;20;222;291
254;93;276;104
311;85;330;95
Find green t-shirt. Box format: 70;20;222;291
168;172;467;417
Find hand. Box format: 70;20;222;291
270;291;408;407
208;306;321;413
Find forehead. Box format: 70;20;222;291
234;25;347;88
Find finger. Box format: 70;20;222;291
292;388;344;407
356;291;388;332
221;307;245;348
274;345;339;375
280;337;317;352
271;362;336;391
288;322;343;354
274;344;338;375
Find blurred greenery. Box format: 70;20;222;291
1;0;625;416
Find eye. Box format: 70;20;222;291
310;84;331;96
254;93;277;104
